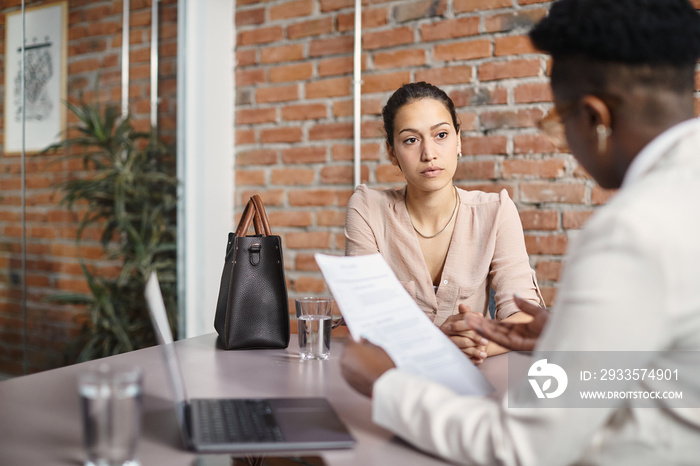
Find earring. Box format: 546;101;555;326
458;152;462;159
596;125;611;154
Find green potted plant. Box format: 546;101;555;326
42;98;178;363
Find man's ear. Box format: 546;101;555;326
579;95;612;131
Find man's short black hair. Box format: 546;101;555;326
530;0;700;67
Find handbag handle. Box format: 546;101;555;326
234;195;272;237
250;195;272;236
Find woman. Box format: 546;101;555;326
344;82;543;363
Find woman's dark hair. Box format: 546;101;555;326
382;82;460;148
530;0;700;67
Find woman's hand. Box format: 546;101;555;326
440;305;489;365
465;295;548;352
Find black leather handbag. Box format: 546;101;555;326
214;195;290;350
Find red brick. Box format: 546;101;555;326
238;26;284;46
295;253;322;271
306;77;352;99
592;186;617;205
282;104;327;121
361;120;384;139
309;36;354;57
514;134;558;155
416;66;473;86
130;9;152;27
332;100;353;118
481;108;543;130
562;210;595;230
321;166;369;184
458;112;478;131
451;87;508;106
461;135;508;156
520;183;586;204
309;122;353;140
514;82;553;103
454;160;497;180
421;17;479;41
68;58;100;75
237;49;257;67
289;190;337;206
237;108;276;125
393;0;447;22
319;56;353;77
502;158;566;178
239;190;285;207
256;85;299;103
260;127;303;143
317;210;346;227
524;234;568;255
260;44;305;64
320;0;354;12
519;210;559;231
269;63;313;83
86;21;121;37
287;17;334;39
455;0;512;13
271;168;316;185
494;35;538;56
536;260;562;281
373;49;426;70
478;59;542;81
269;211;314;228
282;147;328;164
237;150;278;166
484;9;548;33
270;0;313;21
236;170;266;186
338;8;388;31
236;68;266;86
434;40;491;62
331;143;383;161
542;286;558;307
292;276;327;293
362;27;414;50
237;129;256;145
376;164;405;183
362;71;411;94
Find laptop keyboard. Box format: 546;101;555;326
196;399;285;444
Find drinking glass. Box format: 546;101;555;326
78;364;143;466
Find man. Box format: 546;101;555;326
340;0;700;464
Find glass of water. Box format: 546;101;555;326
296;297;334;360
78;364;143;466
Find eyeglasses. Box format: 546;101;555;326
536;101;578;151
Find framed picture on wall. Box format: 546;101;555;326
4;1;67;154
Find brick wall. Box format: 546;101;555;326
0;0;177;375
235;0;700;333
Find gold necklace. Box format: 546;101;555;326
405;186;459;239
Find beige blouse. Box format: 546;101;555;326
344;185;542;326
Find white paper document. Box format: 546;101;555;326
315;253;493;396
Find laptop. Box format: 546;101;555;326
144;272;356;453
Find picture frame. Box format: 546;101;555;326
4;1;67;154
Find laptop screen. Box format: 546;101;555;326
145;272;191;443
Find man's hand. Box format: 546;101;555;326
440;305;489;365
465;295;549;352
340;339;396;398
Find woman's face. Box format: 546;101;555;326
388;98;461;194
